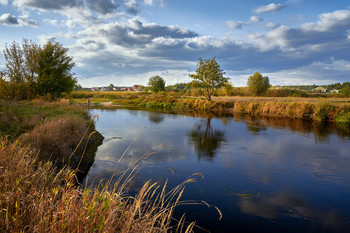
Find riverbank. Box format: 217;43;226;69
0;99;103;178
67;91;350;125
0;99;196;232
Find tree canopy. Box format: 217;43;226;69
1;39;76;100
148;75;165;92
247;72;271;96
189;57;228;101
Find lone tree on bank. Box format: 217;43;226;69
148;75;165;92
189;57;228;101
247;72;271;96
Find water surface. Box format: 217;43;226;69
85;108;350;233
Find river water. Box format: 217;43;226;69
85;108;350;233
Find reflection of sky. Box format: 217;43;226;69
86;109;350;233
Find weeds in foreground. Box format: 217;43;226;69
1;123;221;233
0;137;207;232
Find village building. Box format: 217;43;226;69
312;87;327;93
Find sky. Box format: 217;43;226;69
1;0;350;87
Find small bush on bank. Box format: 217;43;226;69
18;116;86;167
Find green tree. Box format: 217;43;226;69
221;81;234;96
35;42;76;99
1;39;77;100
189;57;228;101
342;84;350;97
148;75;165;92
247;72;271;96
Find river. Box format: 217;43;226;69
85;108;350;233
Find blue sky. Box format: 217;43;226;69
1;0;350;87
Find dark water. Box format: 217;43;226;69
85;108;350;233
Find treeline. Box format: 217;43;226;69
0;39;76;100
327;82;350;90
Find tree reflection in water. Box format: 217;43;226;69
147;112;165;124
188;117;226;161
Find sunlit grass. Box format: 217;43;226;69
0;133;221;232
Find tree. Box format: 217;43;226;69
189;57;228;101
247;72;271;96
2;41;27;99
148;75;165;92
342;84;350;97
35;42;76;99
1;39;77;100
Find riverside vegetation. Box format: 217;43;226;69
0;100;204;232
66;91;350;125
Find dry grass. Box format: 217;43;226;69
18;116;86;165
0;138;202;232
232;100;350;124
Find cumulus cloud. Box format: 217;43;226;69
13;0;84;10
125;0;140;15
18;15;39;26
226;17;263;30
78;19;198;48
0;0;8;5
225;20;243;29
254;3;285;14
38;35;57;44
250;16;263;23
144;0;165;6
0;13;19;25
267;59;350;85
86;0;118;15
249;9;350;56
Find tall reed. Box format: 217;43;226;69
0;137;203;232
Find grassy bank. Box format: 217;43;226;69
66;91;350;125
0;99;204;232
0;99;103;178
0;138;196;232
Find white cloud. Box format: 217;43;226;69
0;13;19;25
125;0;140;14
86;0;118;15
18;14;38;26
44;19;59;26
248;9;350;55
301;10;350;32
225;20;243;29
38;34;57;44
267;59;350;85
13;0;84;10
254;3;285;14
144;0;165;7
250;16;263;23
0;0;8;5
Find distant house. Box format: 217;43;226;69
101;86;111;92
330;89;340;93
91;87;100;91
120;87;127;91
132;85;142;91
312;87;327;93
